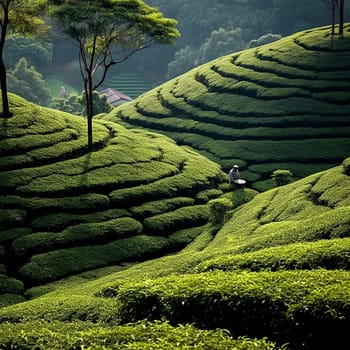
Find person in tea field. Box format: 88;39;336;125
228;164;240;184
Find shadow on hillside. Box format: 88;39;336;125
80;152;92;186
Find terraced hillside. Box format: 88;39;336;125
0;156;349;349
100;72;152;99
102;24;350;191
0;93;225;304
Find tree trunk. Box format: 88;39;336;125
85;75;94;152
0;8;12;118
338;0;344;34
331;0;335;35
0;57;11;117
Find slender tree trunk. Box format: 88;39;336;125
85;74;94;152
0;8;12;118
0;55;11;117
338;0;344;34
331;0;335;35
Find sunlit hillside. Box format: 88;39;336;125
0;153;349;349
1;23;350;350
0;93;226;305
102;24;350;191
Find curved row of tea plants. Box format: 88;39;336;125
0;93;225;303
102;24;350;191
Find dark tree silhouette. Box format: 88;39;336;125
325;0;345;34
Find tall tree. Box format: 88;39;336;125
0;0;48;117
337;0;345;34
325;0;345;34
50;0;180;152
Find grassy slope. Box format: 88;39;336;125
0;93;226;302
0;156;349;349
102;24;350;191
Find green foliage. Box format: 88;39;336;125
7;58;52;106
49;0;179;150
0;209;26;230
143;205;209;235
129;197;195;219
343;157;350;175
248;33;282;48
0;274;24;295
209;197;232;224
0;293;26;308
104;24;350;189
271;169;294;186
52;91;112;116
196;238;350;272
4;34;52;73
31;208;130;232
114;269;350;348
168;27;247;79
18;235;169;283
195;188;222;202
0;93;225;290
168;225;207;248
0;320;282;350
12;217;142;257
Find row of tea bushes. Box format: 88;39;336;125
0;320;284;350
111;269;350;349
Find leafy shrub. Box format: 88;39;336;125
31;208;130;231
195;188;222;203
167;225;207;248
18;235;169;283
0;227;32;243
0;293;26;308
0;129;79;155
12;217;143;257
208;198;232;224
0;274;24;294
271;169;294;186
0;209;26;230
129;197;195;219
143;205;209;235
343;157;350;175
196;238;350;272
28;194;110;214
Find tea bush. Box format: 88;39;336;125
143;205;209;235
19;235;170;283
0;320;284;350
196;238;350;272
12;217;143;257
115;270;350;348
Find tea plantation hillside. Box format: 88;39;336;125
0;156;349;349
0;93;227;305
102;24;350;191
